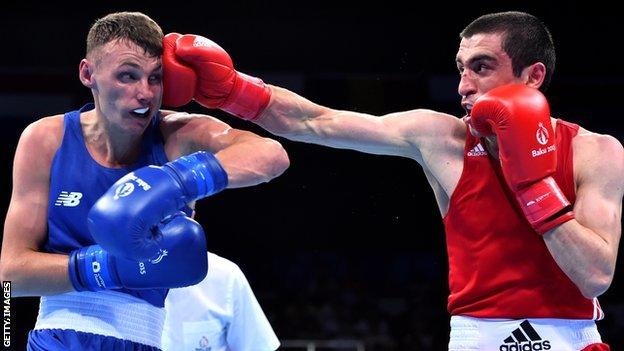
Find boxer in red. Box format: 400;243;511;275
162;11;622;350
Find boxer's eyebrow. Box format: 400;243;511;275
119;61;142;69
118;61;162;75
456;54;497;67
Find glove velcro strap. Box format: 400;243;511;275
68;249;88;292
223;72;271;120
164;151;228;201
515;177;573;235
69;246;121;292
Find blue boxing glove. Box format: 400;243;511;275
88;151;227;260
69;213;208;291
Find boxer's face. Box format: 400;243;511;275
455;32;524;137
81;39;163;134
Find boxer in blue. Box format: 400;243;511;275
0;11;289;350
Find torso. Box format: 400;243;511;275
418;114;604;319
45;104;170;307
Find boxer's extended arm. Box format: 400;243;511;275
257;86;460;161
0;117;74;296
543;134;623;298
162;33;461;163
161;111;289;188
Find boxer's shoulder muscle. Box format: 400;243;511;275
400;109;466;171
342;108;465;162
6;115;63;251
16;115;64;176
159;109;231;159
572;128;624;192
393;109;464;151
401;110;466;215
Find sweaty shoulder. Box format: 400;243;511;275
159;109;224;131
573;127;624;187
19;114;65;164
389;109;465;136
390;109;466;161
391;109;466;145
11;114;65;189
159;109;231;159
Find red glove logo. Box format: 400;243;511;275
192;36;219;49
536;122;549;145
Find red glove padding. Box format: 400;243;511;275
162;33;271;120
162;33;197;107
471;84;574;235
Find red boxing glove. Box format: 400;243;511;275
471;84;574;235
162;33;197;107
162;33;271;120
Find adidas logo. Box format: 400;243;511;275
467;143;487;157
54;191;83;207
499;320;551;350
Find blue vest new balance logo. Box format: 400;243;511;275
499;320;552;350
54;191;83;207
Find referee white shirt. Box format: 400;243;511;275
162;252;280;351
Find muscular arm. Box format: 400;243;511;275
255;85;461;162
543;134;623;298
161;111;289;188
0;117;74;296
163;34;462;166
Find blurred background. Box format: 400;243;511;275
1;1;622;349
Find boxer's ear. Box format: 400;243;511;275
520;62;545;89
79;59;95;88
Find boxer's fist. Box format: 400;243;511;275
471;84;574;234
88;151;227;260
69;213;208;291
162;33;197;107
162;33;271;120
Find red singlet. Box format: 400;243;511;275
443;119;603;320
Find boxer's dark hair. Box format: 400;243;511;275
461;11;556;92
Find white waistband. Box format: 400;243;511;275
449;315;603;351
34;290;164;348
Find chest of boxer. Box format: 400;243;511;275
440;119;602;319
46;104;169;307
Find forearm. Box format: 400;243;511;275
0;250;73;297
215;136;289;188
256;85;334;141
256;86;430;157
543;219;615;298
